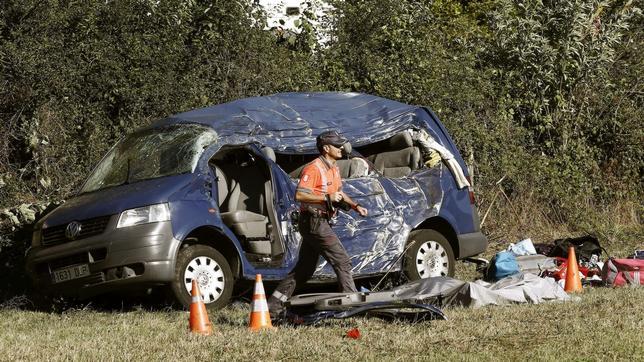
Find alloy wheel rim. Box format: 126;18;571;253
183;256;226;303
415;240;449;277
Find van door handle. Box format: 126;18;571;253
204;181;213;199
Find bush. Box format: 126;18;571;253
487;0;643;204
0;0;320;209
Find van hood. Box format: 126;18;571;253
40;174;195;229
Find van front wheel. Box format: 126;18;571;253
170;245;233;310
403;230;455;280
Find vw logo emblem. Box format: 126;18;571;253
65;221;82;240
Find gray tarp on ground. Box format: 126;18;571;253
393;273;570;308
288;273;570;310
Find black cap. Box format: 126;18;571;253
316;130;348;149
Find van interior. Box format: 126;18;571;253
274;131;422;179
356;131;422;178
209;146;284;265
207;131;422;263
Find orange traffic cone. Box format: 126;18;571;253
189;280;213;335
564;246;583;292
249;274;274;331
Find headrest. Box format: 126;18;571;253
342;142;352;158
389;132;413;149
261;146;276;162
212;165;228;207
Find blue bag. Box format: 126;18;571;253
486;251;520;281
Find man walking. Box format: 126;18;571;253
268;130;368;315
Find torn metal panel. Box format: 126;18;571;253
311;167;444;278
280;302;446;326
394;273;570;308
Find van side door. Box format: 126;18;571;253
313;175;407;278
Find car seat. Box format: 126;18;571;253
371;132;421;177
336;142;352;178
217;153;270;240
213;164;228;208
336;142;369;178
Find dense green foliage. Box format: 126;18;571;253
322;0;642;216
0;0;320;205
487;0;643;204
1;0;641;220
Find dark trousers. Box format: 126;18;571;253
268;213;357;313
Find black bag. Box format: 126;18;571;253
547;235;604;262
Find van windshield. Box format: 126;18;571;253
80;124;217;194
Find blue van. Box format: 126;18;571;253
25;92;486;309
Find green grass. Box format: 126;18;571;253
2;208;641;360
1;286;642;361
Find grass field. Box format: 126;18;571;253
1;277;643;360
1;223;642;360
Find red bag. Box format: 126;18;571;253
552;257;591;281
602;258;644;287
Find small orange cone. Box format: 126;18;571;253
249;274;274;331
564;246;583;292
189;280;213;336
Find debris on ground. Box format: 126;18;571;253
345;328;361;339
275;235;640;327
603;258;644;287
486;251;520;281
497;235;643;289
507;238;537;256
515;254;557;275
278;300;446;326
277;270;574;326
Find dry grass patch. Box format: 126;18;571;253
1;287;642;361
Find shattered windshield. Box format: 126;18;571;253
80;124;217;193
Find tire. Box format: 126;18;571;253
403;229;455;280
169;244;234;311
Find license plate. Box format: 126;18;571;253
52;264;90;284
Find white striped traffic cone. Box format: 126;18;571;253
249;274;274;331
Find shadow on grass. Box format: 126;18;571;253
0;280;354;316
0;221;37;311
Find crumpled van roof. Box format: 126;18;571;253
153;92;421;153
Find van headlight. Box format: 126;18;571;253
117;203;171;228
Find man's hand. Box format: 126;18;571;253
356;205;368;217
329;192;343;202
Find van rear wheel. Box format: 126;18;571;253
170;244;233;311
403;229;455;280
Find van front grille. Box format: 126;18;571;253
42;215;111;246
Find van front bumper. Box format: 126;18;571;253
25;218;180;297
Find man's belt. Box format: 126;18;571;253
302;205;330;218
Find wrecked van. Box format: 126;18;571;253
25;92;487;309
